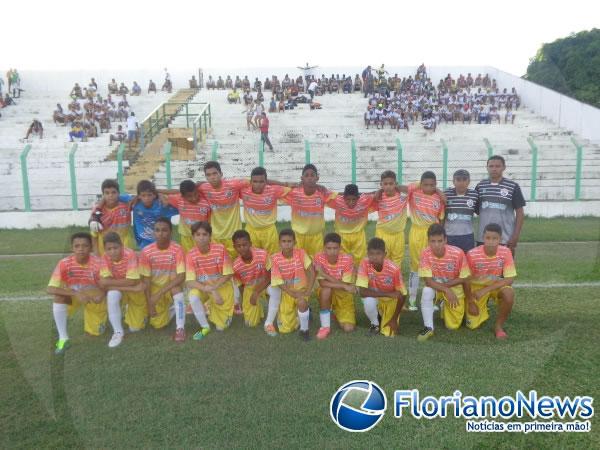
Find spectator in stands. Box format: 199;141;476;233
70;83;83;100
127;112;139;149
3;93;16;106
0;75;4;96
258;112;273;151
148;79;157;94
227;88;241;104
505;107;515;124
69;122;86;142
162;70;172;93
6;69;13;93
10;69;21;98
118;83;129;95
131;82;141;96
269;97;277;113
24;119;44;140
53;103;67;125
189;76;198;89
108;79;118;95
89;78;98;92
109;124;127;146
308;79;317;100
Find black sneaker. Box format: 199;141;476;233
368;324;380;336
299;330;310;341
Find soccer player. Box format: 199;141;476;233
443;169;479;253
466;223;516;339
407;172;446;311
282;164;336;258
326;184;376;266
47;232;106;355
185;221;236;338
89;179;133;255
241;167;290;255
270;229;316;341
232;229;274;329
374;170;408;269
138;218;187;341
417;224;471;342
98;232;147;348
313;233;357;339
356;238;406;337
166;179;211;252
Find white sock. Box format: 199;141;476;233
298;309;310;331
107;290;124;334
189;294;210;328
320;309;331;328
173;292;185;329
232;281;241;305
409;272;420;303
420;287;435;329
362;297;379;325
53;303;69;340
265;286;281;326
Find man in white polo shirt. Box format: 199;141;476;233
127;112;139;149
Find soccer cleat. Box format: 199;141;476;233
173;328;186;342
233;304;243;316
316;327;331;340
368;324;380;336
495;329;508;340
193;327;211;341
108;332;124;348
264;324;278;337
54;338;71;355
417;327;434;342
408;300;419;312
299;329;310;341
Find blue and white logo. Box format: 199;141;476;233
330;380;387;432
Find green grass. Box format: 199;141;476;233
1;216;598;255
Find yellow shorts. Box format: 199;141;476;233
277;291;301;333
213;237;236;260
67;288;107;336
122;291;148;330
246;224;279;255
179;233;195;253
435;285;465;330
240;285;266;327
409;225;429;272
466;285;514;330
375;227;405;269
339;230;367;266
192;282;235;330
377;297;402;337
95;230;134;255
295;232;323;258
147;284;176;329
331;289;356;326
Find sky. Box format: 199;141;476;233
5;0;599;76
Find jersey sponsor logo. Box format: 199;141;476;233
500;188;509;197
446;263;456;271
467;199;475;208
481;201;507;211
263;196;273;204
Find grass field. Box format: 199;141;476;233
1;219;599;448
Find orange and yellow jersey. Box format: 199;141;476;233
100;247;140;280
467;245;517;286
241;185;290;229
356;258;406;294
232;247;271;287
139;242;185;287
283;187;337;235
407;183;445;227
167;194;211;237
418;245;470;283
327;194;375;234
374;191;409;232
270;248;312;289
313;252;354;283
91;202;131;242
197;179;249;240
185;242;233;284
48;255;102;291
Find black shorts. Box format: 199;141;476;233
447;234;476;253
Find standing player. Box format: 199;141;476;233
282;164;336;257
407;172;446;311
232;230;273;328
185;222;236;338
98;232;147;348
416;224;471;342
47;232;106;355
270;229;316;340
356;238;406;337
313;233;357;339
466;223;517;339
138;218;187;341
326;184;376;266
443;169;479;253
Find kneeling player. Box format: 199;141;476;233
139;218;187;341
270;229;316;341
99;232;147;348
356;238;406;337
47;232;106;355
232;230;273;328
416;224;471;342
466;223;516;339
185;222;235;338
313;233;357;339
